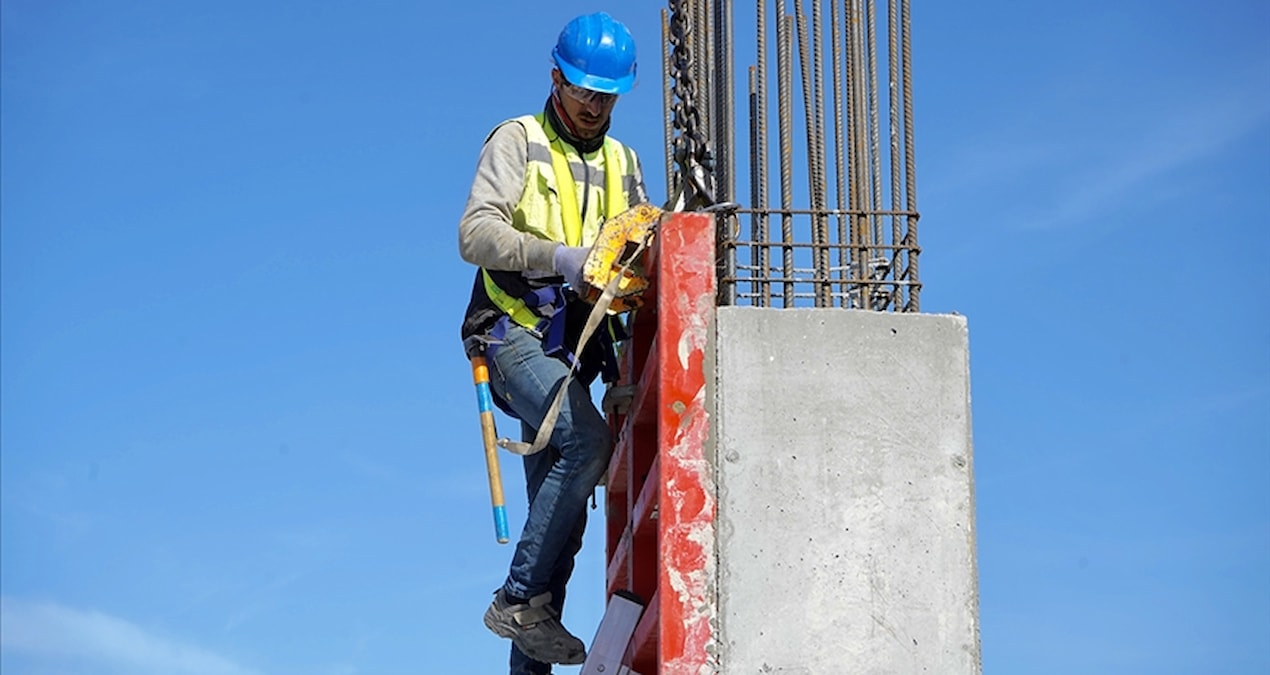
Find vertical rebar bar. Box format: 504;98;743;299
887;0;901;311
809;0;830;307
866;0;883;309
714;0;735;205
777;12;795;307
793;1;816;305
714;0;737;304
843;0;858;308
831;0;848;307
848;0;871;309
901;0;919;311
862;0;876;307
694;0;711;154
795;0;831;307
754;0;771;307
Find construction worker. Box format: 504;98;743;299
458;12;648;673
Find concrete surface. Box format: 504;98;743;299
713;307;980;674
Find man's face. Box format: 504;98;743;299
552;69;618;140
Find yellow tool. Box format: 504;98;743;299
470;355;511;544
578;203;662;314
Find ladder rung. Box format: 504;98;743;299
631;455;659;540
604;479;629;569
605;527;632;597
621;305;658;375
607;428;634;495
626;333;660;429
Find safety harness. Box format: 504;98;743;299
467;115;631;397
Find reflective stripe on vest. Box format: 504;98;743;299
547;128;626;247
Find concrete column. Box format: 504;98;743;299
713;307;981;673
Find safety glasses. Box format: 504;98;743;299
558;79;618;108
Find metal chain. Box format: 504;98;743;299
667;0;727;211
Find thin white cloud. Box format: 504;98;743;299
0;597;262;675
1024;81;1270;231
221;571;304;633
923;59;1270;238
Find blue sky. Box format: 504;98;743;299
2;1;1267;673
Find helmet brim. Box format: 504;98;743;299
554;52;636;95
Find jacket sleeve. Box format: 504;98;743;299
457;122;560;273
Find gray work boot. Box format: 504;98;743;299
483;589;586;665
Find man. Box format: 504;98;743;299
457;12;648;673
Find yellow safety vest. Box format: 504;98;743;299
482;113;636;331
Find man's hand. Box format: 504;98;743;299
552;245;589;290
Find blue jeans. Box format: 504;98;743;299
487;323;613;675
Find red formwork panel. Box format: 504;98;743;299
604;212;716;675
652;213;716;674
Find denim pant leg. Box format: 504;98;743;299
510;423;591;675
510;644;552;675
487;323;612;599
521;420;590;609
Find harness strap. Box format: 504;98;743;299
499;231;652;456
481;270;561;336
510;592;558;627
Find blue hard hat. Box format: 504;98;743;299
552;12;637;95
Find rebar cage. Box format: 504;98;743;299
661;0;920;311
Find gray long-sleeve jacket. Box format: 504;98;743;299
457;120;650;276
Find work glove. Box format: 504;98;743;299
552;245;589;291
